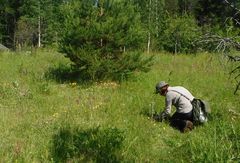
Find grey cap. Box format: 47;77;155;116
155;81;169;94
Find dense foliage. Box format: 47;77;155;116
161;15;201;53
0;0;239;52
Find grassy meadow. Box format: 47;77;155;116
0;50;239;162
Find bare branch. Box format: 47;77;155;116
235;73;240;80
234;82;240;94
224;0;240;12
228;55;240;62
222;0;240;94
197;33;240;94
231;65;240;74
224;0;240;25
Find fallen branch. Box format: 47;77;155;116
227;55;240;62
234;82;240;94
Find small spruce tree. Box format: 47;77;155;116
59;0;153;81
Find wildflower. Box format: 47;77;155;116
96;81;119;89
53;113;59;118
92;102;104;109
69;82;77;87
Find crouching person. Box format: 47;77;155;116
155;81;195;133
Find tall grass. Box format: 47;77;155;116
0;50;239;162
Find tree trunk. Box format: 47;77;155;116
155;0;158;38
147;0;152;54
147;32;151;54
38;15;41;48
175;38;178;54
13;17;16;49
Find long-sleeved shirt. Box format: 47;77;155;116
164;86;195;114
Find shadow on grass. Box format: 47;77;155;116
45;63;92;84
44;62;131;84
50;126;125;162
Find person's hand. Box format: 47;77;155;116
159;111;170;122
152;112;161;122
151;111;170;122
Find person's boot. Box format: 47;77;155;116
182;120;193;133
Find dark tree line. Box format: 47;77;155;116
0;0;65;49
0;0;239;51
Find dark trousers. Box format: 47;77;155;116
170;111;193;131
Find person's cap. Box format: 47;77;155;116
155;81;169;94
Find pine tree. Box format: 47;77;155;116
59;0;153;81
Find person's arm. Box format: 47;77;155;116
164;95;172;115
158;95;172;122
159;96;172;122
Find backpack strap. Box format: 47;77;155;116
169;90;192;102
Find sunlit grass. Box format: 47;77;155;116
0;50;239;162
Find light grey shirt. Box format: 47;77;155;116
164;86;195;114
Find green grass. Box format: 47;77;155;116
0;50;239;162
